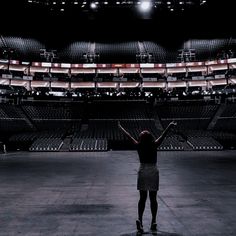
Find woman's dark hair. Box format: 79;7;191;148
138;130;155;145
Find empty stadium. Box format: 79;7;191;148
0;1;236;235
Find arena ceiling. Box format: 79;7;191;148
0;0;235;41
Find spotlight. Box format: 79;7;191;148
90;2;97;9
140;0;151;12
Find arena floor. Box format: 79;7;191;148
0;150;236;236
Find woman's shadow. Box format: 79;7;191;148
120;230;183;236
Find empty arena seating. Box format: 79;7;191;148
143;41;177;63
0;103;33;133
156;101;219;130
183;39;229;61
119;120;160;140
3;36;45;61
29;138;63;151
87;101;153;120
70;138;107;151
9;132;36;143
96;42;139;63
182;130;223;150
187;137;223;150
158;135;186;151
214;103;236;131
59;41;90;63
74;121;124;141
22;101;84;130
28;130;65;151
0;37;235;63
3;99;236;151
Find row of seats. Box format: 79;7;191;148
158;135;185;151
29;138;63;151
2;37;234;63
70;138;107;151
22;104;84;119
74;120;160;141
187;137;223;150
156;103;218;119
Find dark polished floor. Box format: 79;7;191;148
0;150;236;236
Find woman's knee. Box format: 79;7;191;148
139;190;147;202
149;191;157;203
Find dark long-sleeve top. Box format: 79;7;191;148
137;142;157;164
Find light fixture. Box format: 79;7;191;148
140;0;151;12
90;2;97;9
26;0;208;12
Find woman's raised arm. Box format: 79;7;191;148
154;121;177;147
118;121;138;145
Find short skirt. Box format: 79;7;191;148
137;163;159;191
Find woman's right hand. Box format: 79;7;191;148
169;121;177;127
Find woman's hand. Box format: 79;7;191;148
169;121;177;127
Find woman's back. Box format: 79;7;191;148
136;130;157;164
137;142;157;164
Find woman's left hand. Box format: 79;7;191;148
169;121;177;127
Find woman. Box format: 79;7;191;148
118;121;177;233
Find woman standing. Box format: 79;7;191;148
118;121;177;233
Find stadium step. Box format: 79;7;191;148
18;106;36;131
207;103;227;130
60;138;71;152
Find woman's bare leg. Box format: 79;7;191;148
138;190;147;225
149;191;158;224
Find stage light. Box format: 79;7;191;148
26;0;208;13
90;2;97;9
140;0;151;12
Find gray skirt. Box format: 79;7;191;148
137;163;159;191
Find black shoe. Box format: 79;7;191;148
150;222;157;232
136;220;144;233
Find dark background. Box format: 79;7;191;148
0;0;235;44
